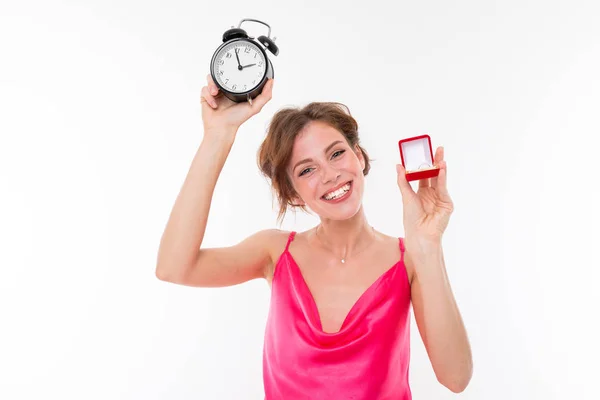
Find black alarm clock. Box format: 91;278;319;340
210;18;279;105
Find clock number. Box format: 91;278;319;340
232;84;237;90
226;52;232;58
225;78;229;84
219;70;224;75
218;60;224;65
243;85;247;90
258;61;264;67
244;47;250;53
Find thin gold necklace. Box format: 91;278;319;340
315;225;376;263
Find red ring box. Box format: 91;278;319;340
398;134;440;182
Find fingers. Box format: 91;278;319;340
418;177;430;189
396;164;415;199
437;160;451;200
201;75;273;112
250;78;274;113
433;146;451;201
430;174;438;188
200;74;220;109
201;86;218;108
435;146;444;162
206;74;219;95
430;146;443;188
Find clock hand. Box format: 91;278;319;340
235;48;242;70
240;63;256;68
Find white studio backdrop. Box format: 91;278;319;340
1;0;599;399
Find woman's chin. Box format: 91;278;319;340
313;198;363;220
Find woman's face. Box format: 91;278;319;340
287;120;366;220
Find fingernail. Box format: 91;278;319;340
211;88;217;95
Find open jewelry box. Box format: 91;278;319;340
398;134;440;182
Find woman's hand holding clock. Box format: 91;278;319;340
200;73;274;136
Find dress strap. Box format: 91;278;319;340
398;237;405;263
285;231;296;252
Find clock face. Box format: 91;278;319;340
212;40;267;93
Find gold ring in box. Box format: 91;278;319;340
398;134;441;182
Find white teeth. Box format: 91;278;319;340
323;182;351;200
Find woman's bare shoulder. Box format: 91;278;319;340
371;228;404;242
261;228;320;282
378;229;417;281
262;228;316;252
261;228;292;250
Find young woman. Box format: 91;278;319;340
156;75;473;399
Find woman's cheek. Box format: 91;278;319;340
307;177;320;196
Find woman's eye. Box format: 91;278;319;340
299;168;312;176
298;150;345;177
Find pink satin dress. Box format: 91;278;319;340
263;231;412;399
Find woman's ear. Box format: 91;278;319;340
289;188;305;207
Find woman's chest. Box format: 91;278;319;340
297;256;401;333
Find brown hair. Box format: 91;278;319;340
257;102;371;224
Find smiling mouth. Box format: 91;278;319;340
321;181;352;201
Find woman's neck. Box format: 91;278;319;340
314;206;376;258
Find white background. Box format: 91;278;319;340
1;0;599;399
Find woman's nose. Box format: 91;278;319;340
320;164;341;184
